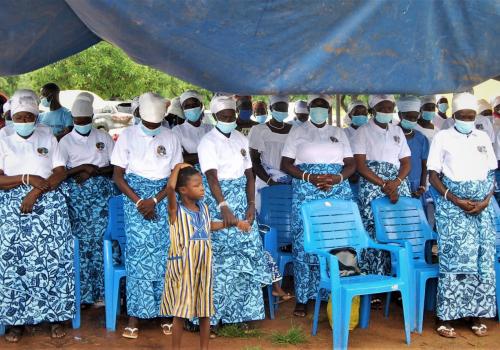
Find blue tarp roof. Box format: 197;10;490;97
1;0;499;95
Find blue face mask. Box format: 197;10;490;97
255;115;267;124
238;109;252;121
134;116;141;125
271;110;288;122
13;122;36;137
140;122;162;137
375;112;393;124
401;119;417;130
421;111;435;121
438;103;448;113
41;97;50;108
351;115;368;126
74;123;92;135
184;107;202;122
216;120;237;134
309;107;329;124
454;118;474;134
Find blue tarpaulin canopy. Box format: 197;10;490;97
1;0;499;95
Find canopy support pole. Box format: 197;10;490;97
335;94;341;127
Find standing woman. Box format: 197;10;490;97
281;94;355;317
428;93;497;338
343;100;369;143
58;92;115;307
197;95;271;328
434;95;449;130
0;90;74;342
172;90;212;165
415;95;438;142
38;83;73;140
291;100;309;126
353;95;411;276
111;92;183;339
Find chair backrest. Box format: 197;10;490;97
301;199;369;256
491;199;500;255
371;197;433;262
259;184;293;247
105;195;126;251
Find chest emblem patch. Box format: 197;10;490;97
96;142;105;151
37;147;49;157
393;136;400;144
477;145;487;154
330;136;338;143
241;148;247;158
476;124;484;130
157;145;167;156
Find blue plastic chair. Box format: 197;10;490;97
371;197;438;333
0;238;81;335
301;199;412;350
491;199;500;321
259;185;293;278
259;224;278;319
103;195;127;331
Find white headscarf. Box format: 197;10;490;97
294;100;308;114
368;94;395;108
166;96;185;119
397;96;420;113
490;95;500;109
347;100;367;114
179;90;202;106
139;92;166;123
477;99;492;114
210;95;236;115
419;95;436;107
2;99;11;113
10;89;39;116
307;94;333;107
452;92;478;114
71;92;94;117
269;95;289;106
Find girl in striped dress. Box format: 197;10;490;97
161;163;249;350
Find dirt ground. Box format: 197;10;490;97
2;281;500;350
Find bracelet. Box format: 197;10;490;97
135;198;143;207
21;174;26;185
396;177;403;184
307;173;311;183
381;182;386;188
27;174;30;186
444;189;449;201
302;172;307;181
266;177;272;185
217;201;228;210
418;186;426;191
152;197;158;204
338;173;344;183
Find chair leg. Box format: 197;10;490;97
416;276;428;334
384;292;391;318
312;290;322;336
109;275;122;331
495;262;500;322
332;290;343;350
339;293;353;350
359;294;370;329
267;285;275;319
0;325;5;336
72;239;81;329
400;286;412;345
104;271;113;330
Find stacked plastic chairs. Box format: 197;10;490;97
371;197;438;333
103;196;127;331
0;238;81;335
301;199;412;350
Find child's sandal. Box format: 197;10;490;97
161;323;173;336
122;327;139;339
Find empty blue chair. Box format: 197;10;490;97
259;224;278;319
103;195;127;331
259;185;293;277
371;197;438;333
0;238;81;335
491;199;500;321
302;199;411;350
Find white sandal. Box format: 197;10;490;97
161;323;173;335
437;325;456;338
122;327;139;339
471;324;488;337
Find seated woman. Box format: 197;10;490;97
352;95;411;277
0;89;74;342
428;93;497;338
111;92;183;339
58;92;115;307
281;94;355;317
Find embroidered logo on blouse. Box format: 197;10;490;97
330;136;338;143
476;124;484;130
96;142;105;151
393;136;400;144
241;148;247;159
157;145;167;157
477;145;487;154
37;147;49;157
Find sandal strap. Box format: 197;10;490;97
437;325;455;332
124;327;138;332
472;324;487;331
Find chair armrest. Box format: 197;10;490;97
369;239;411;278
309;249;341;285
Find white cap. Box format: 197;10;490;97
420;95;436;107
131;96;139;114
452;92;478;114
397;96;421;113
477;99;492;114
11;89;39;116
179;90;202;106
210;95;236;115
491;95;500;109
269;95;289;106
294;100;308;114
71;92;94;117
347;100;367;114
139;92;166;123
368;94;395;108
2;99;11;113
307;94;333;106
166;96;185;119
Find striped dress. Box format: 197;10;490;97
160;201;214;319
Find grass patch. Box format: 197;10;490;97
217;324;263;339
270;325;308;345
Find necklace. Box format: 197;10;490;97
269;120;285;130
404;129;413;136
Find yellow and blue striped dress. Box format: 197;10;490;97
160;201;214;318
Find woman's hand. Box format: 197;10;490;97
450;196;475;212
389;191;399;204
137;198;156;220
20;188;42;213
309;174;332;191
221;205;238;228
245;204;255;225
465;198;490;215
382;179;399;196
28;175;49;191
75;171;91;184
412;187;426;198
